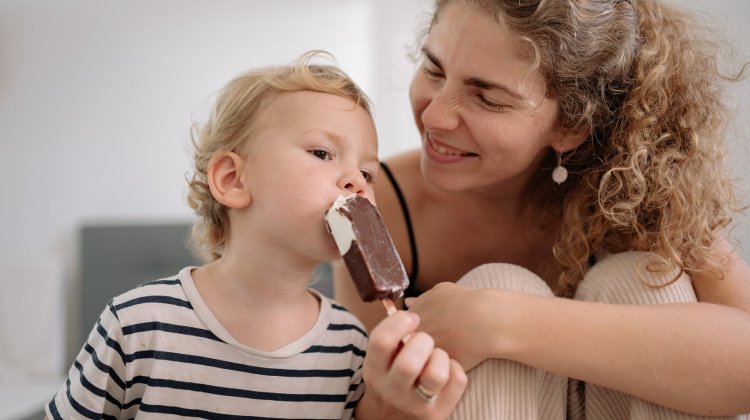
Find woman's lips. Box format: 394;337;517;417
424;135;478;163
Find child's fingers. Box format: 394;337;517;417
414;347;450;397
364;311;419;375
388;331;434;384
432;359;468;412
362;314;467;418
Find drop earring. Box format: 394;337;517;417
552;151;568;184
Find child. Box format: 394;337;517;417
45;50;465;419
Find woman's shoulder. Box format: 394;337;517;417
378;149;428;209
376;149;425;276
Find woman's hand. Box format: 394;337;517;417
356;310;467;420
406;282;503;371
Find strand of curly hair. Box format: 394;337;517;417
554;0;746;296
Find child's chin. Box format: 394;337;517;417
323;238;341;258
325;248;342;262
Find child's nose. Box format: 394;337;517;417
340;171;366;195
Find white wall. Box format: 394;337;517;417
676;0;750;256
0;0;748;379
0;0;428;267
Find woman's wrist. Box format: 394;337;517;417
477;288;532;362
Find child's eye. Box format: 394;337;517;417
361;170;375;183
310;148;333;160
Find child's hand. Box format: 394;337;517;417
356;311;467;420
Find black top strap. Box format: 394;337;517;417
379;162;420;296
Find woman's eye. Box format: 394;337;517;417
311;149;333;160
478;95;509;112
422;65;443;80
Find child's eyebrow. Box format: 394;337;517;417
303;128;379;163
362;152;380;166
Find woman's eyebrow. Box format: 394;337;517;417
465;77;524;100
423;48;444;70
422;47;525;101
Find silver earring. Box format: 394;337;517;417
552;151;568;184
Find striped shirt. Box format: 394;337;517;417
46;267;368;419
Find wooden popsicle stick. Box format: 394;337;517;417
381;297;398;315
381;297;413;342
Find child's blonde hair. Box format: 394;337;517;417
186;50;373;261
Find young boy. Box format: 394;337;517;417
45;51;465;419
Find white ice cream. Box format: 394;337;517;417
325;194;356;255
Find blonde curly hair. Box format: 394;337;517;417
432;0;747;295
186;50;372;261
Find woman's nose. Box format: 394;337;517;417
422;87;461;131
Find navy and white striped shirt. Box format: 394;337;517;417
46;267;368;419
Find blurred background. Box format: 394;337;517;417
0;1;748;418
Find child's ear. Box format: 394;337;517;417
553;125;590;154
207;151;252;208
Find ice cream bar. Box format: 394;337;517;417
325;194;409;313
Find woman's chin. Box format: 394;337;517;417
419;152;476;193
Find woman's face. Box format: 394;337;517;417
410;1;568;195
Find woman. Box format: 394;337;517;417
335;0;750;417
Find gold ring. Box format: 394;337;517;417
415;383;437;403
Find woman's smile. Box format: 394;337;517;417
424;133;478;163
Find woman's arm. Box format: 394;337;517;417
692;235;750;313
510;296;750;416
407;247;750;416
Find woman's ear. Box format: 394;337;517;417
207;151;252;209
553;125;590;154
